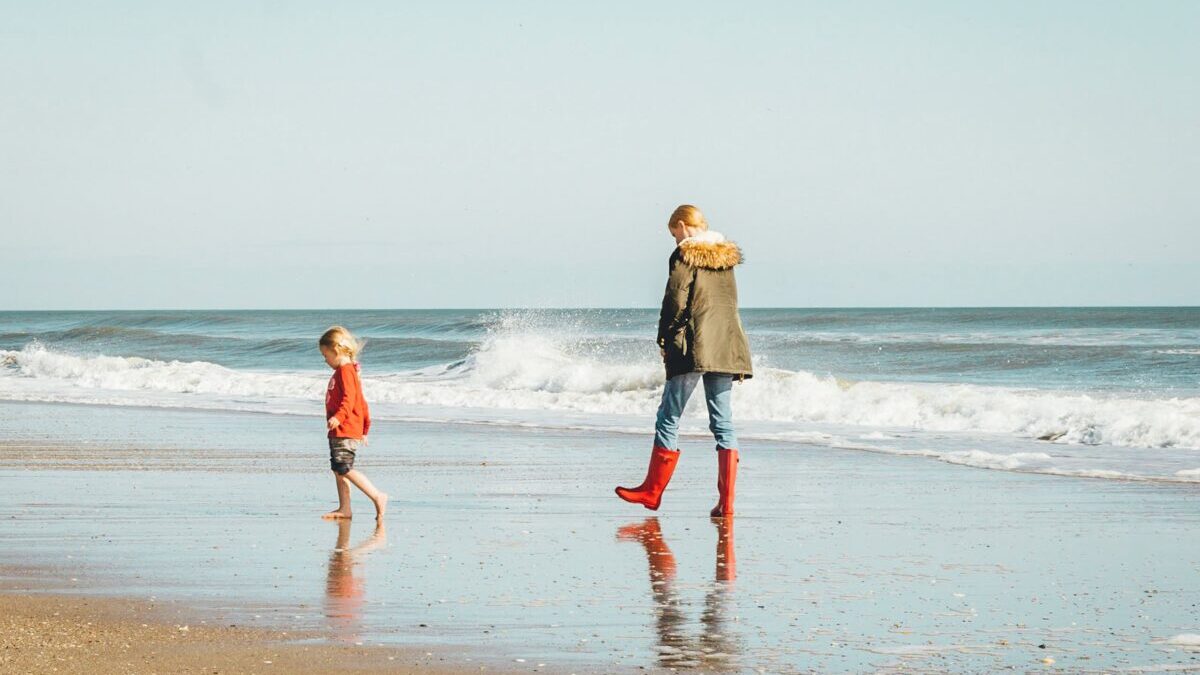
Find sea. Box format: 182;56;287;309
2;307;1198;483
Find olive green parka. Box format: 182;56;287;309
656;231;753;380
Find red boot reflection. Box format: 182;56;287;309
700;517;739;667
714;516;736;582
618;517;741;671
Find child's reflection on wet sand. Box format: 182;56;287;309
324;519;387;643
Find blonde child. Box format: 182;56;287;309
319;326;388;520
615;205;753;516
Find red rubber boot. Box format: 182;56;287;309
709;448;739;517
615;446;680;511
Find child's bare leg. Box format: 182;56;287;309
322;472;353;519
344;470;388;520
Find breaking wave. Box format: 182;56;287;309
3;328;1200;453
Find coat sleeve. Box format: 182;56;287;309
657;253;695;348
329;365;359;425
362;396;371;437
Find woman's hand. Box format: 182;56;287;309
659;347;666;361
327;416;341;431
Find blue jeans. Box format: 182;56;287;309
653;372;738;451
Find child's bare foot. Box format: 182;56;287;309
373;493;388;521
322;509;352;520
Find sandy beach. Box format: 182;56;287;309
1;400;1198;673
0;592;495;674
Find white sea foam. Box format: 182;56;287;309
1165;634;1200;649
1;344;326;399
464;329;662;394
859;431;893;440
5;333;1200;485
4;338;1200;454
939;450;1055;471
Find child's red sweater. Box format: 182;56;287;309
325;363;371;439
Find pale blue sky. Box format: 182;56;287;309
1;1;1197;309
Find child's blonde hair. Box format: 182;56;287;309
668;204;708;231
319;326;363;362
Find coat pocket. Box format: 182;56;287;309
671;327;689;356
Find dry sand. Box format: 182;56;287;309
0;592;496;675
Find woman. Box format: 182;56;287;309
615;204;753;516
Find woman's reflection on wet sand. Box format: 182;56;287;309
617;517;741;671
324;519;387;643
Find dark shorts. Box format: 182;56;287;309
328;437;359;475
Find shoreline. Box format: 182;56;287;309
1;397;1197;487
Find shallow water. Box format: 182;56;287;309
1;401;1198;673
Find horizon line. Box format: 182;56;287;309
2;305;1199;313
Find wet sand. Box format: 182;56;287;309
0;592;487;674
1;400;1199;673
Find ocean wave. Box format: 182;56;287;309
743;368;1200;449
789;442;1200;484
762;329;1200;348
0;344;326;398
4;330;1200;454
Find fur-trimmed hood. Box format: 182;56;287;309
677;231;743;270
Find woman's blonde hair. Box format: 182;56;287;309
319;325;363;362
668;204;708;231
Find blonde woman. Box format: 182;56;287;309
616;205;753;516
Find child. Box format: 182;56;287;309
319;326;388;521
615;205;753;516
